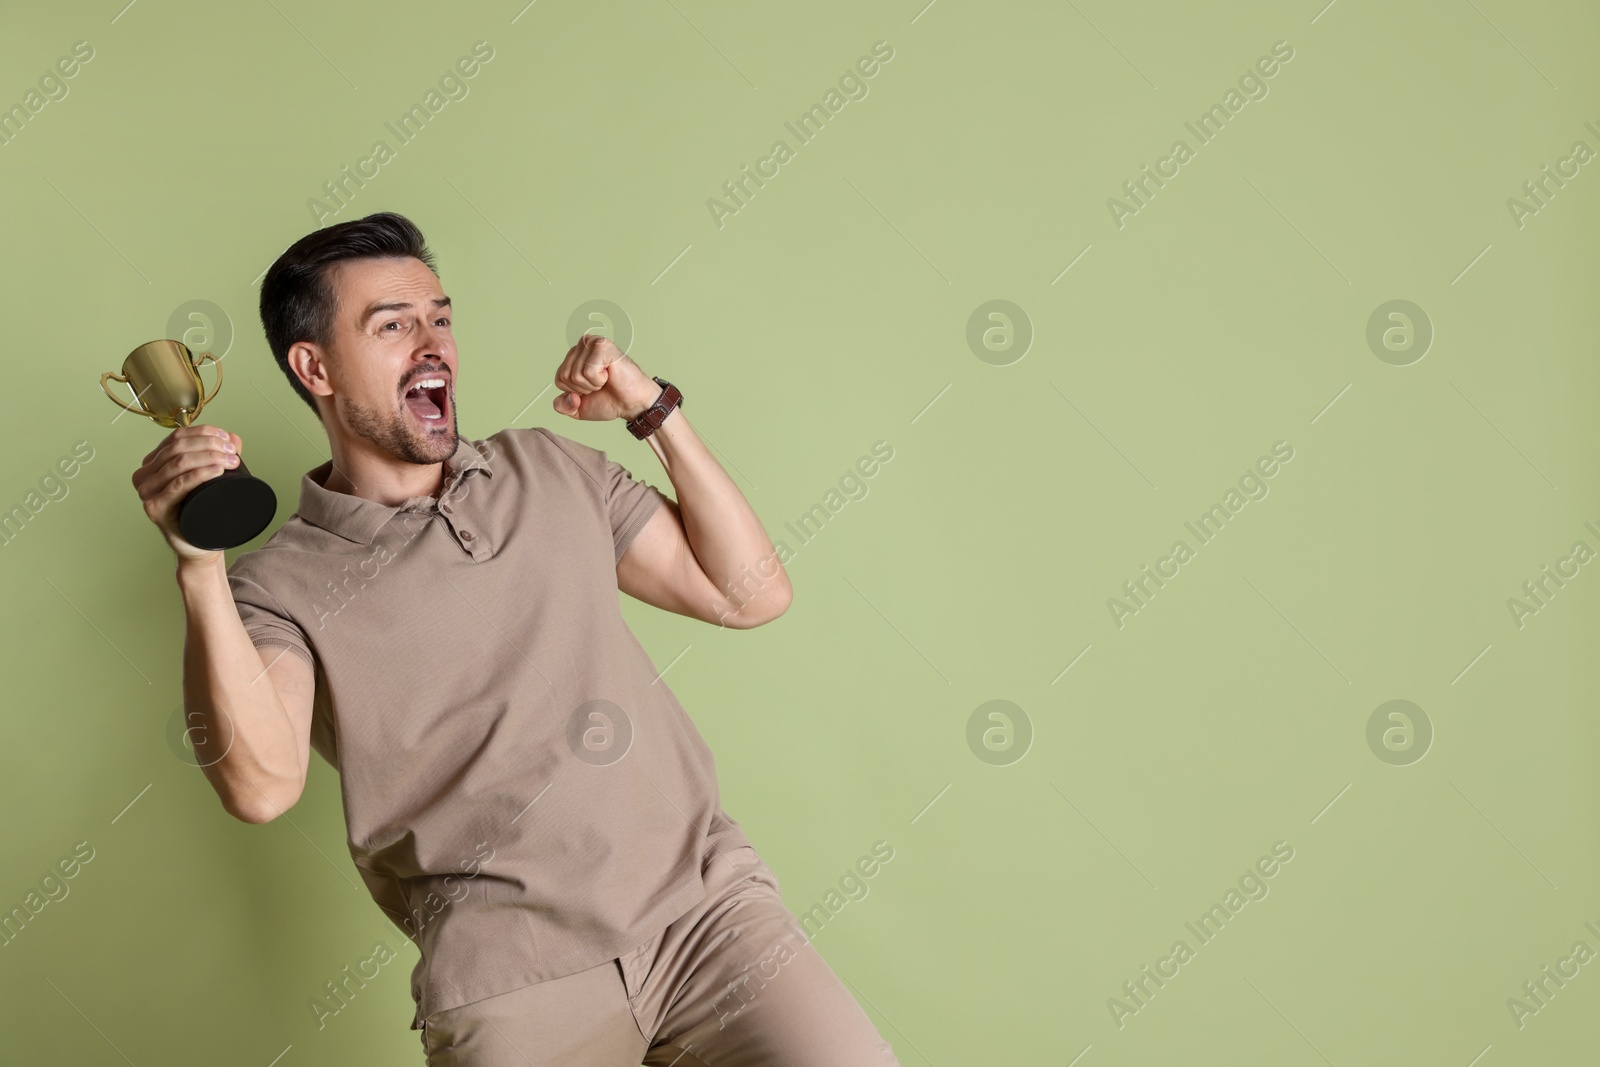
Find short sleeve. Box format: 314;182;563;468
606;456;667;563
226;568;315;669
533;427;668;563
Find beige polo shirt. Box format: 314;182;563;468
224;426;752;1028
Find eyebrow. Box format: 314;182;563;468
360;295;452;326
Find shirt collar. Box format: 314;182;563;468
296;435;494;545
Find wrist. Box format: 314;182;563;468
175;549;226;590
622;376;685;440
620;380;664;422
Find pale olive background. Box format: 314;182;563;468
2;0;1596;1063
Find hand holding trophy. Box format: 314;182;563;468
103;339;277;553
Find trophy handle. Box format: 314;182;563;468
100;371;149;417
191;352;223;414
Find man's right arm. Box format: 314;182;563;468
177;553;314;823
134;423;314;824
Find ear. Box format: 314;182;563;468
288;341;334;400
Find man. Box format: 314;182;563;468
130;212;900;1065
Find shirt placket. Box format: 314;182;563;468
437;474;491;561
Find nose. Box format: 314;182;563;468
412;337;448;367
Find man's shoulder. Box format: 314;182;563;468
225;514;334;582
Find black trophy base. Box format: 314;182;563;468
178;459;278;550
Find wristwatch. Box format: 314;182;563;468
624;376;684;440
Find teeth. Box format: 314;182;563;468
406;377;447;394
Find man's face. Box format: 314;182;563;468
321;256;458;466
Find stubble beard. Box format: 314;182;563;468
344;391;458;467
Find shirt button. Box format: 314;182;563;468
460;530;474;541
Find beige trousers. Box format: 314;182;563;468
419;844;902;1066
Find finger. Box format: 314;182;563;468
554;354;597;397
185;425;240;452
152;460;231;508
144;425;229;464
135;435;230;493
143;434;236;477
561;334;594;366
577;346;610;387
141;446;237;501
145;450;234;502
578;333;608;364
165;432;236;455
552;346;578;392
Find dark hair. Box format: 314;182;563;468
258;212;437;418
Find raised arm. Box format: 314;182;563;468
134;424;315;823
551;336;793;630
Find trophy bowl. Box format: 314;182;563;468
102;339;277;550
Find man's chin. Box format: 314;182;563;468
342;395;459;467
408;421;458;462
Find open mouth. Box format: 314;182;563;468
403;375;450;423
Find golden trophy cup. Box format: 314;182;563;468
101;339;277;550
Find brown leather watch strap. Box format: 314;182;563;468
624;377;684;440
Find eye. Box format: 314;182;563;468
383;321;402;331
435;317;451;327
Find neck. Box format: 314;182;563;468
322;430;447;505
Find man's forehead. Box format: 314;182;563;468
332;258;445;315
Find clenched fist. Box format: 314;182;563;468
552;335;662;423
131;424;242;562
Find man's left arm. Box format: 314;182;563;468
552;335;792;630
